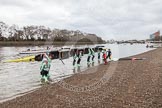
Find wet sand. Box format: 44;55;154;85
0;48;162;108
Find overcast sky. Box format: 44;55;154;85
0;0;162;40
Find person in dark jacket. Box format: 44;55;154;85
107;49;112;60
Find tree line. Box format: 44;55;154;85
0;22;104;43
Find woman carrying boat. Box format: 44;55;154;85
98;49;101;60
91;48;95;62
77;50;82;67
87;48;95;64
40;53;52;83
103;49;108;65
106;49;112;60
73;50;77;67
87;48;91;64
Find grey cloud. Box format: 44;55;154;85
0;0;31;7
0;0;162;40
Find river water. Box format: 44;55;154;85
0;44;154;102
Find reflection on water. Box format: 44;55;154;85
0;44;154;102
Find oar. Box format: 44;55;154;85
111;57;146;61
59;58;65;65
119;58;146;61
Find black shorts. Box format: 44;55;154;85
40;70;49;76
107;55;111;59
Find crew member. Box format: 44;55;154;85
87;48;91;64
91;48;95;62
73;50;77;67
77;50;82;67
40;53;51;82
103;49;107;65
98;49;101;60
107;49;112;60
